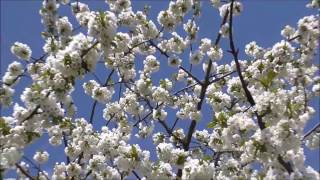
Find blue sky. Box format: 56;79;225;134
1;0;319;177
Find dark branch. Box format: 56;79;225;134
228;0;293;174
15;163;36;180
227;0;265;129
132;170;141;180
277;155;293;173
177;5;231;178
149;40;169;58
179;66;203;85
303;123;320;141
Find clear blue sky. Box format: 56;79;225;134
1;0;319;177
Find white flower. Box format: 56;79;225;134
182;158;214;180
89;154;106;172
153;109;167;121
190;50;204;65
312;84;320;96
245;41;263;58
168;55;182;67
207;47;223;61
210;0;221;8
306;0;320;8
157;143;174;162
144;55;160;73
66;162;81;176
10;42;32;60
106;0;132;13
57;16;73;37
271;40;294;58
92;86;114;103
0;147;22;168
61;0;70;5
33;151;49;164
139;20;159;39
219;2;243;17
219;23;230;38
305;132;320;150
137;122;154;138
177;69;187;81
157;10;178;31
184;19;198;42
168;32;187;54
189;111;202;121
281;25;295;39
199;38;212;53
153;133;165;145
7;61;23;76
159;79;173;90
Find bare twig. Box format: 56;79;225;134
227;0;265;130
149;40;169;58
63;132;71;164
15;163;36;180
209;71;235;84
228;0;293;174
132;170;141;180
176;5;230;178
179;66;203;85
303;123;320;141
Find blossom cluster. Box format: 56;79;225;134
1;0;319;179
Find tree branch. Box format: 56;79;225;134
303;123;320;141
177;4;231;178
15;163;36;180
132;170;141;180
149;40;169;58
179;66;203;85
228;0;293;174
227;0;265;130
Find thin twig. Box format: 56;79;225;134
149;40;169;58
173;83;198;95
228;0;293;174
89;101;98;124
171;118;179;132
132;170;141;180
177;6;230;178
227;0;265;129
179;66;203;85
63;132;71;164
303;123;320;141
15;163;36;180
22;156;50;180
209;71;235;84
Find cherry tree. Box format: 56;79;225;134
1;0;320;179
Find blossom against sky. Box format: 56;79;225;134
1;0;319;179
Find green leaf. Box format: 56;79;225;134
131;145;139;161
287;102;302;118
176;155;185;165
59;118;73;129
64;54;72;66
207;112;228;128
52;116;63;125
26;131;40;143
98;11;106;27
257;63;264;73
260;70;277;89
159;79;167;89
202;155;212;162
0;117;11;135
253;140;267;156
207;121;217;128
211;138;223;145
230;85;241;93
